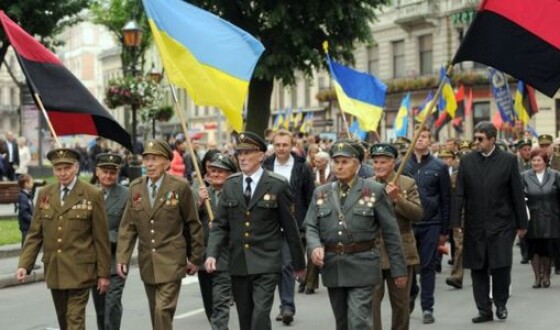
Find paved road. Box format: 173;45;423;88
1;250;560;329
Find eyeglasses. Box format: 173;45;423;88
474;136;486;142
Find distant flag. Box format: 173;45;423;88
438;67;457;118
434;112;451;136
492;111;504;129
452;85;465;133
514;81;538;125
452;0;560;97
465;87;473;116
527;124;539;138
324;41;386;132
0;11;132;150
299;112;310;133
293;108;303;127
282;108;292;129
272;111;283;131
142;0;265;132
349;117;367;140
415;91;435;123
489;68;515;125
394;93;410;138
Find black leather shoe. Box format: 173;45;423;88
496;306;507;320
520;258;529;264
297;283;306;293
282;310;294;325
472;313;493;323
305;288;315;294
275;313;283;321
446;278;463;289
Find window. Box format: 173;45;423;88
204;106;209;116
304;81;311;107
194;105;200;117
419;35;433;76
392;41;405;78
473;102;490;127
367;45;379;76
318;77;327;90
10;87;18;105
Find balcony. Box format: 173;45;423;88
394;1;439;30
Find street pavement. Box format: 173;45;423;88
1;247;559;329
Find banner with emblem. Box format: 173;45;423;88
489;68;515;125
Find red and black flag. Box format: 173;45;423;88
0;11;132;150
452;0;560;97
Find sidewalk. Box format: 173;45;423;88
0;243;138;289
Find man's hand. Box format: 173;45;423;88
517;229;527;238
117;263;128;279
311;247;324;267
394;276;407;289
438;234;448;246
97;277;110;294
205;257;217;273
198;186;209;206
186;262;198;275
15;268;27;282
385;183;401;202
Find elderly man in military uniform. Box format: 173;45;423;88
91;153;129;330
205;131;306;330
16;148;111;330
117;140;203;330
304;140;407;330
370;143;422;330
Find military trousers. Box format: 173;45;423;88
211;270;233;330
231;273;279;330
327;286;374;330
372;266;414;330
91;274;126;330
449;228;464;282
51;287;90;330
143;279;181;330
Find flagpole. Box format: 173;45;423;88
33;93;61;147
392;64;454;184
170;86;215;222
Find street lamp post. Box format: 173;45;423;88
147;63;163;139
122;19;143;150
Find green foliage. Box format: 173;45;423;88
0;220;20;246
141;105;174;123
0;0;89;48
105;76;160;109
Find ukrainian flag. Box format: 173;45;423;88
438;67;457;118
325;47;386;132
142;0;265;132
514;81;538;125
394;93;410;138
415;91;435;123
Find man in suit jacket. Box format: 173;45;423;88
456;122;528;323
205;131;306;330
263;129;315;324
16;148;111;330
304;140;407;330
117;140;204;330
370;143;422;330
3;131;19;180
91;153;129;330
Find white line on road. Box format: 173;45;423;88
174;308;205;319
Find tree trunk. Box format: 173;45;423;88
246;77;273;137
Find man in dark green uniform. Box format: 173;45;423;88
205;131;306;330
304;140;407;330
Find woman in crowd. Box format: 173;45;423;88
522;148;560;288
15;137;31;176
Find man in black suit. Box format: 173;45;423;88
3;131;19;180
456;121;528;323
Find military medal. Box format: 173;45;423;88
359;200;364;205
317;199;324;206
367;202;373;207
264;194;271;201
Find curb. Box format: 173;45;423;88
0;255;139;289
0;247;21;259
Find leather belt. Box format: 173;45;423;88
324;241;376;254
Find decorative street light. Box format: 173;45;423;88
122;19;143;149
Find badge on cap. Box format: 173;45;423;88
338;143;344;150
240;133;245;140
149;142;154;147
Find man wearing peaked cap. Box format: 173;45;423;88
370;143;422;330
16;147;111;329
205;131;305;330
305;139;407;330
117;139;203;329
91;153;129;330
458;140;474;157
538;134;553;146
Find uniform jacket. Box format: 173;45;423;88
198;185;229;272
456;148;528;269
207;169;306;276
374;173;422;269
104;184;128;274
304;177;407;287
263;153;315;230
403;153;451;234
522;169;560;239
517;156;531;174
19;180;111;289
117;174;204;284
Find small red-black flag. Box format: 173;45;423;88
452;0;560;97
0;11;132;150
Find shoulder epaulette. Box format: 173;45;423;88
129;177;144;187
226;172;242;180
267;171;288;183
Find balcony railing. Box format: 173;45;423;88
394;1;439;28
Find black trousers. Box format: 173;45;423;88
471;265;511;314
231;273;279;330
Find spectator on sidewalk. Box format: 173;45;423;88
17;174;34;246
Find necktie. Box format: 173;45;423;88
244;177;252;205
150;183;157;199
102;189;108;200
340;184;350;206
61;187;69;205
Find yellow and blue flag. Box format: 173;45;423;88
282;108;292;129
142;0;265;132
272;112;283;131
514;81;538;125
394;93;410;138
349;117;367;140
438;67;457;118
325;46;386;132
293;108;303;127
415;91;435;123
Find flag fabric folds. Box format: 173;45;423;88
514;81;538;125
415;91;435;123
438;67;457;118
349;117;367;140
452;0;560;97
142;0;265;132
326;54;386;132
0;11;132;150
394;93;410;138
452;85;465;133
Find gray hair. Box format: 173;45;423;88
315;151;330;161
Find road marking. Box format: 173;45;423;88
181;276;199;286
174;308;205;319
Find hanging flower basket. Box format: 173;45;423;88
104;76;158;109
141;105;174;122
